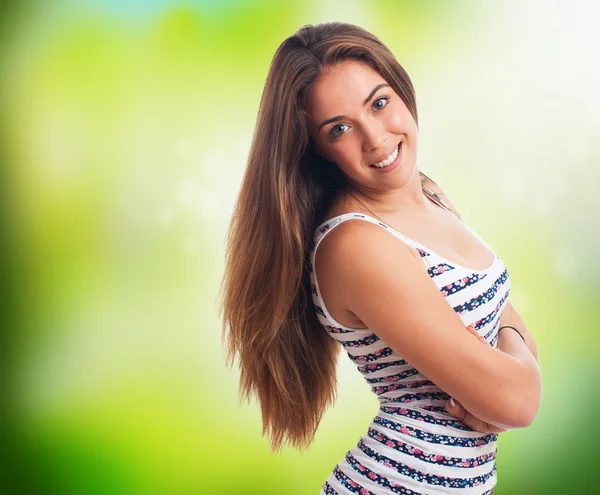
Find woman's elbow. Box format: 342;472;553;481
511;400;540;428
506;371;543;428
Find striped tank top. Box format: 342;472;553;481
309;206;511;495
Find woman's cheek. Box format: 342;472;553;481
332;142;358;167
387;110;405;132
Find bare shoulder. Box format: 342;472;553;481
315;219;421;302
314;217;505;420
321;220;467;348
314;219;421;328
316;217;420;264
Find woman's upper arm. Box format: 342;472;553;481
319;220;540;429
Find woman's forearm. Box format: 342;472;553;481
487;327;542;428
454;320;542;430
447;323;542;432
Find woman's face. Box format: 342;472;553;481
306;60;419;193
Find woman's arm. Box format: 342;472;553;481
317;221;542;430
459;304;541;431
423;177;540;363
446;323;541;432
500;300;539;362
422;177;542;430
445;326;509;433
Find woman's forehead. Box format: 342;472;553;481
306;61;387;122
311;61;384;99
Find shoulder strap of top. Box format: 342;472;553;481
312;188;464;256
313;212;421;250
422;184;456;217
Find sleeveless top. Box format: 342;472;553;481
309;202;511;495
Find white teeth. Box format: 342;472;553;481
371;143;400;168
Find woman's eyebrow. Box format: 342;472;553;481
317;83;391;132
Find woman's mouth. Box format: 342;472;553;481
369;142;402;172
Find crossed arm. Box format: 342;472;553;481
422;176;540;432
448;306;539;433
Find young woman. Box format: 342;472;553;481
219;22;541;494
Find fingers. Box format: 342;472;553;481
445;398;508;433
445;397;468;423
445;399;484;431
485;424;509;434
466;325;488;345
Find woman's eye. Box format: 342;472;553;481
373;95;390;110
329;124;348;138
328;96;390;139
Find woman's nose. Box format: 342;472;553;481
362;122;386;152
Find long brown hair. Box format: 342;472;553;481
218;21;438;453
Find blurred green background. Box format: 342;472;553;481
2;0;598;493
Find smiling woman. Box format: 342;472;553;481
218;21;541;495
306;61;415;184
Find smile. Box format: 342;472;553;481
369;142;402;169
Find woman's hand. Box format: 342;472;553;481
445;396;508;433
444;325;509;434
